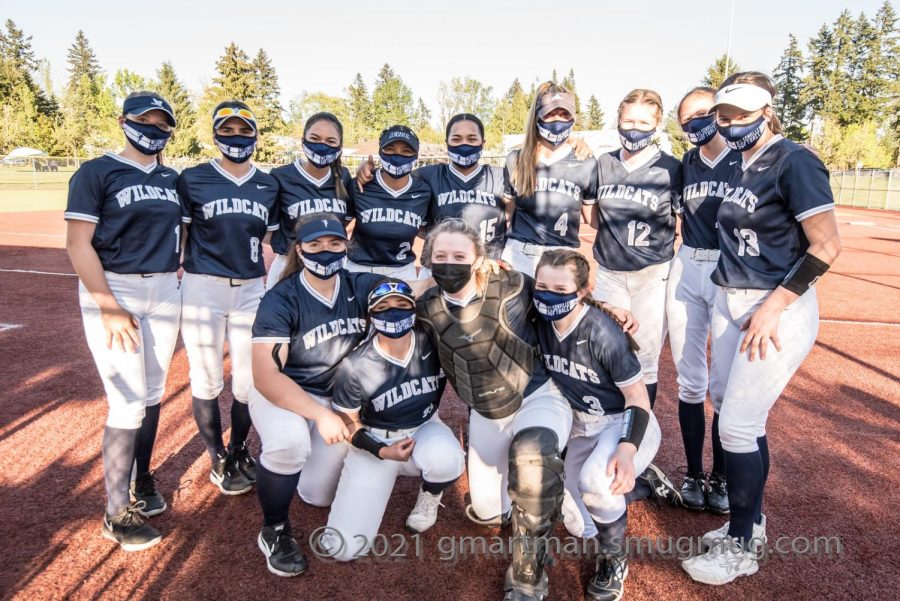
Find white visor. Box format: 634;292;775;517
710;84;773;113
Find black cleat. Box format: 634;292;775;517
706;473;730;514
680;473;707;511
211;451;253;495
258;522;308;577
231;442;257;483
586;555;628;601
639;463;683;507
130;471;167;517
101;503;162;552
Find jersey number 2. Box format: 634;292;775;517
397;242;411;261
627;221;651;247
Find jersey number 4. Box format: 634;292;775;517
733;228;760;257
554;213;569;237
626;221;651;247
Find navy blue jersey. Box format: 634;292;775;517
64;153;181;274
179;161;279;279
678;146;740;250
251;270;387;396
348;170;432;267
713;136;835;290
438;273;549;396
592;149;682;271
417;163;507;259
332;328;445;430
536;304;642;415
269;161;352;255
504;148;598;248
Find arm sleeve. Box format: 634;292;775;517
776;148;835;221
669;160;684;216
582;159;600;205
593;320;642;387
176;174;193;224
332;358;365;412
251;290;295;343
64;163;103;223
502;151;517;198
267;183;280;231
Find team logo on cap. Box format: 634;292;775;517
151;98;163;106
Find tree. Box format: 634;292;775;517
586;95;604;130
66;30;100;92
371;63;414;131
0;20;55;119
561;68;583;128
346;72;374;143
436;77;494;125
110;69;147;105
485;78;530;149
289;91;349;135
550;68;558;84
154;61;199;157
412;97;432;131
702;54;741;88
663;108;691;160
249;49;285;161
803;23;834;122
873;1;899;163
773;34;807;140
213;42;254;99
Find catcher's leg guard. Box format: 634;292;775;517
503;427;565;600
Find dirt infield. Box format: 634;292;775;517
0;207;898;601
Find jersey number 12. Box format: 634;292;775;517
627;221;651;247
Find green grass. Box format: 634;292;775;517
0;189;68;212
830;174;900;210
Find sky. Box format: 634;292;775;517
3;0;891;125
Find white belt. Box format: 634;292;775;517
508;239;547;257
573;409;621;424
106;271;169;279
367;424;420;440
684;246;720;262
189;273;261;287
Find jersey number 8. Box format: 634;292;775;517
250;237;260;263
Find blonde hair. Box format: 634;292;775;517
719;71;784;135
510;81;573;197
617;89;664;126
421;219;489;291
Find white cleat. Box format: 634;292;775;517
682;539;759;585
405;488;443;533
700;514;767;552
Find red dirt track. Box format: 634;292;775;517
0;208;898;600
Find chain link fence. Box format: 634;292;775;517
829;169;899;211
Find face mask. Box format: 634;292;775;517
536;119;574;146
379;151;417;177
432;262;473;294
716;115;767;151
215;133;257;163
123;119;171;155
301;249;346;279
370;307;416;338
682;115;717;147
533;290;579;321
618;127;655;152
447;143;483;167
303;140;341;168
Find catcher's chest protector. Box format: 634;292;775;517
419;271;535;419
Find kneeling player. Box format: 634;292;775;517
320;281;465;561
533;249;678;601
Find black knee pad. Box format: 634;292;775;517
508;427;565;519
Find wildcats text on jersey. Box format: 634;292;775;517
682;180;731;202
597;184;660;210
302;317;368;350
543;354;601;384
201;198;270;222
358;207;425;227
536;177;582;201
287;198;348;219
371;375;443;412
115;185;178;208
437;189;498;207
721;186;759;214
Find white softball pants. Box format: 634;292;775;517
265;253;290;291
592;261;671;385
78;272;181;430
344;259;432;282
711;286;819;453
500;239;572;278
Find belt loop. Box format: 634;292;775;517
229;278;241;287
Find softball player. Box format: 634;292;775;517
588;89;682;407
65;91;180;551
667;87;738;513
346;125;432;281
533;249;679;601
320;281;465;561
417;219;573;601
681;73;841;585
267;112;352;290
179;101;279;495
502;82;599;276
355;113;508;258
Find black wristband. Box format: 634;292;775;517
351;429;387;459
619;406;650;450
781;252;830;296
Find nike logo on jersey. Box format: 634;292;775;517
576;339;588;345
256;184;268;189
729;160;739;165
347;296;356;302
411;194;423;198
543;354;601;384
201;198;270;222
598;184;660;210
458;328;483;343
371;375;442;411
358;207;424;227
421;351;432;360
115;185;179;208
286;198;348;220
437;189;498;207
160;173;173;177
757;165;772;171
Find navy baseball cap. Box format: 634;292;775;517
297;217;348;243
123;92;176;127
213;101;258;132
379;125;419;153
368;280;415;311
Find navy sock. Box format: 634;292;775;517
133;404;161;477
678;400;706;475
103;426;138;515
192;396;224;461
229;400;253;449
422;477;458;495
646;383;658;409
725;449;764;543
711;412;726;478
592;510;627;556
256;464;300;527
756;435;769;523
